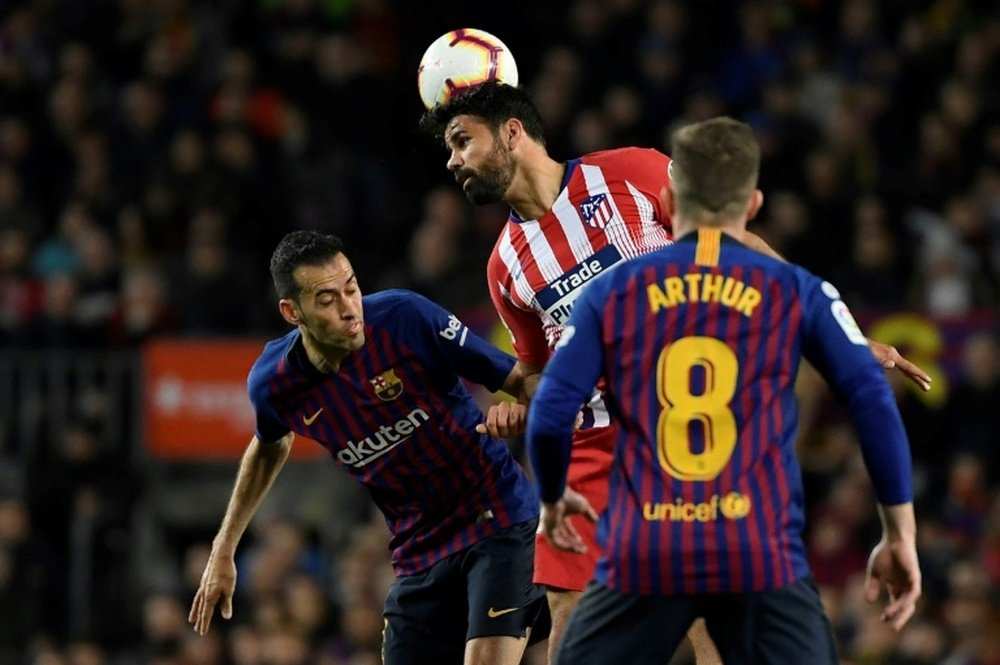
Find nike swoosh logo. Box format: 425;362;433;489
303;408;323;426
487;606;519;618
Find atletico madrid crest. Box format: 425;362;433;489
578;193;612;229
369;369;404;401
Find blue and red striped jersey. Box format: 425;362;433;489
249;289;539;576
528;229;913;594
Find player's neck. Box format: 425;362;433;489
673;214;747;241
301;330;350;373
505;153;565;220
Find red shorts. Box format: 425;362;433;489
533;426;613;591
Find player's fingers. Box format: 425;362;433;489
883;589;918;631
567;495;598;522
555;521;587;553
563;516;588;552
895;358;932;392
864;573;881;603
221;590;233;620
509;405;527;435
498;404;517;437
541;516;559;547
545;524;571;551
188;588;201;623
197;589;217;635
888;600;916;632
477;408;502;437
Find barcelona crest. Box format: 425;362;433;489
369;369;404;401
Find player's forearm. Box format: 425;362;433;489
501;361;543;403
212;434;293;554
842;370;914;505
526;374;586;503
877;503;916;543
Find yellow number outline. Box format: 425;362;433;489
656;337;739;481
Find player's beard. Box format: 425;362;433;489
461;139;515;205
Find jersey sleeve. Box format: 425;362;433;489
247;365;290;444
394;291;516;393
798;273;913;505
526;278;607;503
487;243;550;368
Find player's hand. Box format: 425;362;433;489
475;401;528;437
540;487;599;553
188;549;237;635
868;339;932;392
865;537;921;631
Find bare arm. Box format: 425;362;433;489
866;503;921;631
478;361;544;438
743;231;931;391
500;360;543;402
189;432;294;634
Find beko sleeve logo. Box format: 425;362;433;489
438;314;469;346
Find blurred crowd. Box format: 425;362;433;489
0;0;998;664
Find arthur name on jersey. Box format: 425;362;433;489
647;273;762;318
337;407;430;468
536;245;623;326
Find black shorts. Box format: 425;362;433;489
556;577;839;665
382;519;547;665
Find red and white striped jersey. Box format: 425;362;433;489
487;147;675;428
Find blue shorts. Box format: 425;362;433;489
382;519;547;665
556;577;838;665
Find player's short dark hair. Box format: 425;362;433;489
270;230;346;301
669;117;760;221
418;80;546;145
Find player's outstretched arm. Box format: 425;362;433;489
189;432;293;635
866;503;921;631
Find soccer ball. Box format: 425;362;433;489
417;28;519;109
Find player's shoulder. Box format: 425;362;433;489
247;329;299;402
582;146;668;167
717;238;829;293
580;147;670;186
364;289;439;326
364;288;420;315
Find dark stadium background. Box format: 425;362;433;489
0;1;997;663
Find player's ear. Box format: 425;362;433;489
504;118;522;150
747;189;764;221
279;298;301;326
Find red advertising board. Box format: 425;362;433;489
143;339;325;460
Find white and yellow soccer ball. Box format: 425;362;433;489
417;28;519;109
